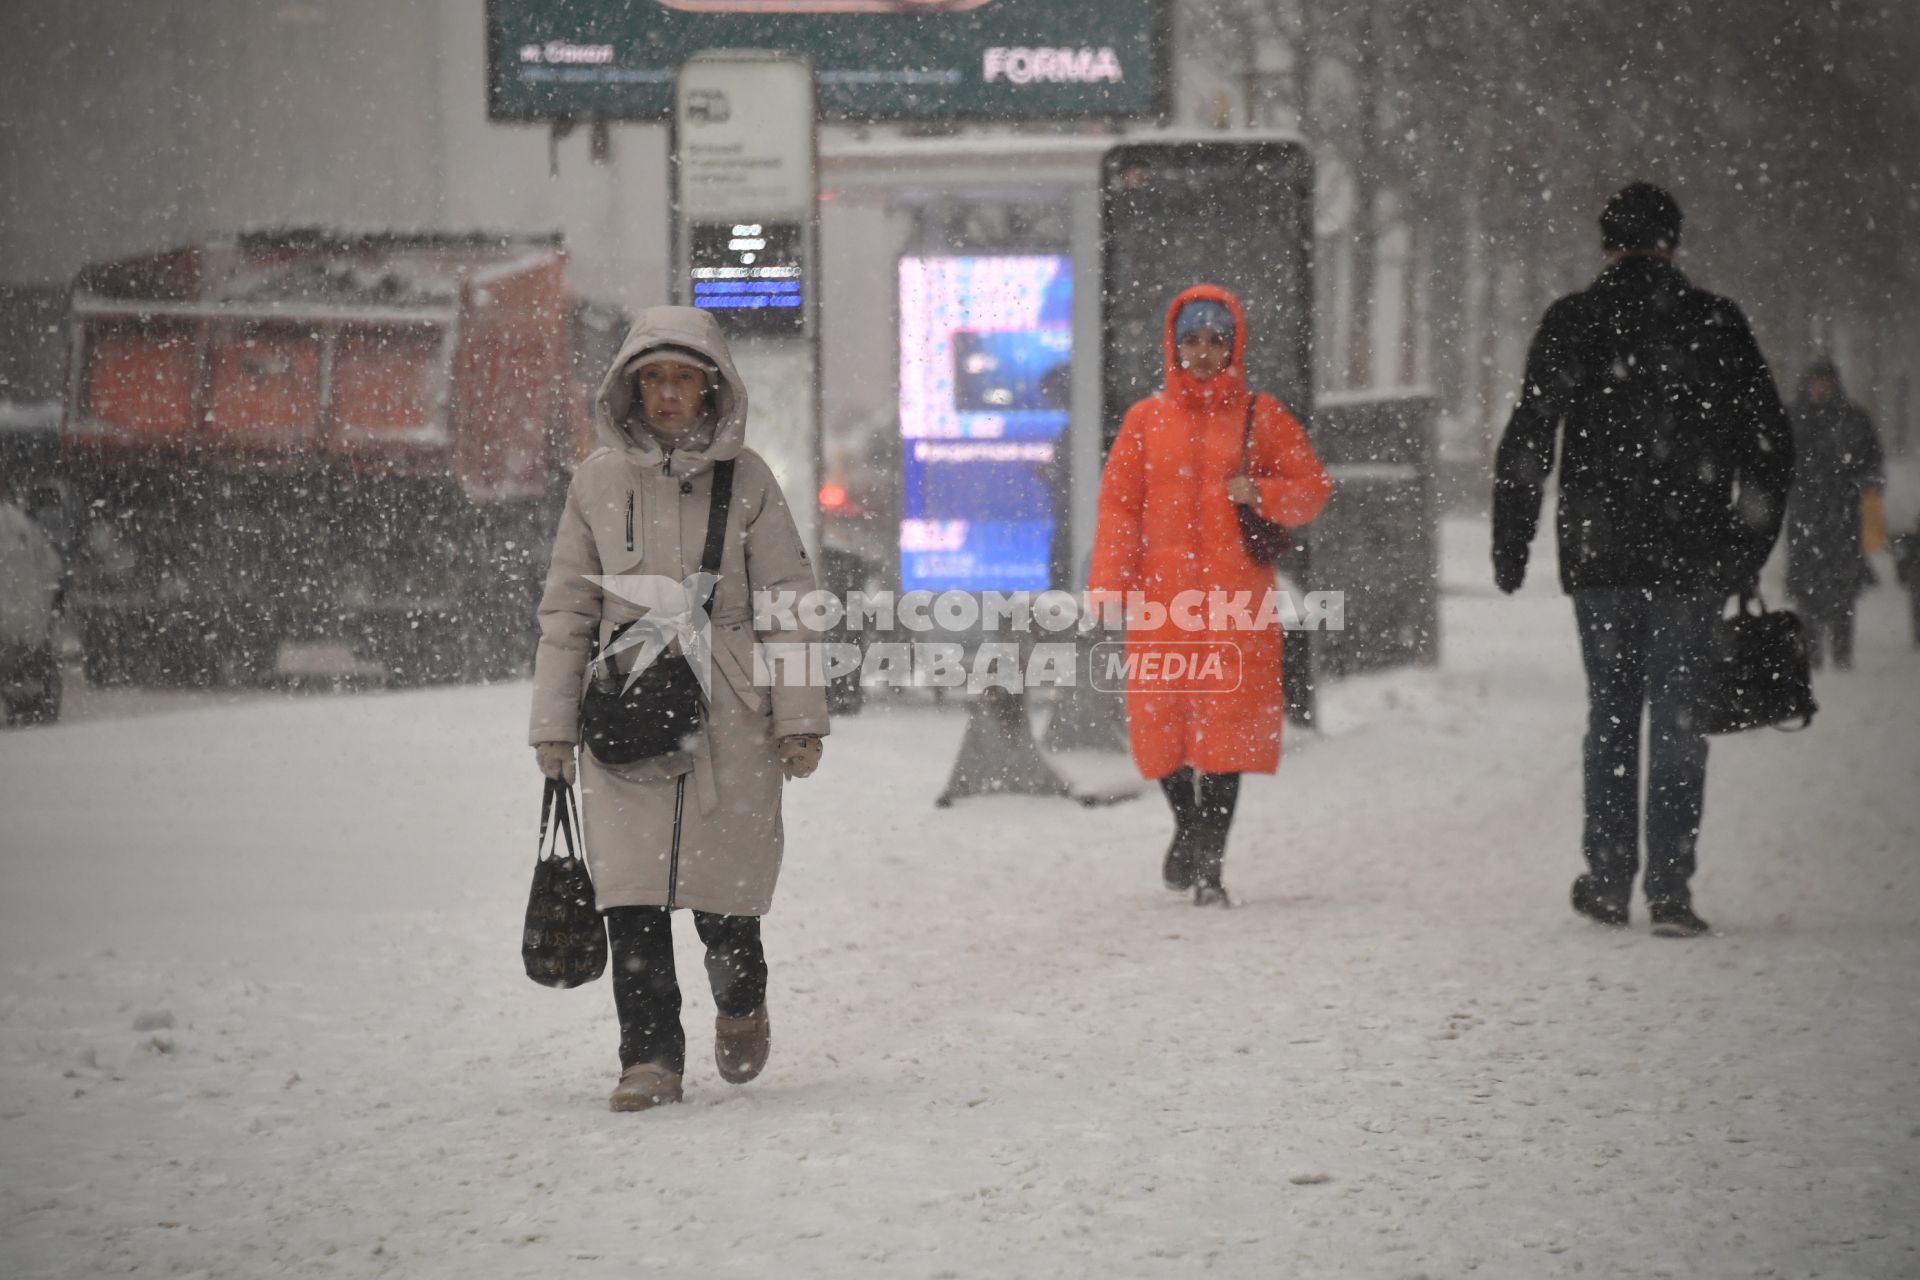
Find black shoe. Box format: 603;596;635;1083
1158;770;1199;891
1571;875;1629;927
1162;837;1196;891
1188;833;1227;906
1649;902;1711;938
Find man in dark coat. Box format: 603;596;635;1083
1492;182;1795;938
1786;357;1884;670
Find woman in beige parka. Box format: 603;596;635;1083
529;306;828;1112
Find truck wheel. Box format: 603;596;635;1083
219;624;279;687
145;616;220;688
462;630;529;683
368;612;464;687
457;571;539;683
464;597;538;683
81;616;129;687
136;612;274;688
10;644;63;725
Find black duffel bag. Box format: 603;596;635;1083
579;459;734;766
1691;592;1817;735
522;778;606;989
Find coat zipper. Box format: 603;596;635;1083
661;448;693;911
625;490;634;551
666;773;687;910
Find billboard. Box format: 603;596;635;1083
899;254;1072;593
486;0;1165;122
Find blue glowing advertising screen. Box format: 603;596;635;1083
898;255;1071;593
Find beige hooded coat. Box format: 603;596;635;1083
528;307;828;916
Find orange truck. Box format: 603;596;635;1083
59;229;623;685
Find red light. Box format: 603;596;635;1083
819;482;847;509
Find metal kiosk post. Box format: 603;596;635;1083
672;53;823;557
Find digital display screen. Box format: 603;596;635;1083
952;329;1071;412
690;221;807;336
898;255;1072;593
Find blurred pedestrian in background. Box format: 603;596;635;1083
1786;357;1886;670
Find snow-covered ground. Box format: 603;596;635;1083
3;517;1917;1279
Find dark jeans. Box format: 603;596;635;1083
1800;603;1856;670
604;907;767;1074
1159;768;1241;886
1571;589;1717;909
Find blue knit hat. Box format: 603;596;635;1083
1174;299;1235;345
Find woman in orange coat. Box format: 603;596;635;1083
1088;285;1332;905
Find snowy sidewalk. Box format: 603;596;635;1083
2;522;1917;1279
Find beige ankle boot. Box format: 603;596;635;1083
714;1005;770;1084
609;1063;683;1112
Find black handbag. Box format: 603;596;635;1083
1691;593;1818;735
580;460;734;765
1234;395;1293;566
522;778;607;989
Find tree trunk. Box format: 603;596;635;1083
1343;0;1382;391
1400;217;1423;388
1422;190;1466;418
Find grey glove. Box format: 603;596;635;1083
535;741;577;785
778;734;823;780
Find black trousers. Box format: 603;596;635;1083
604;907;767;1074
1571;589;1715;908
1158;767;1241;886
1800;603;1857;670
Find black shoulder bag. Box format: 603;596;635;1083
522;778;606;988
580;460;735;765
1234;394;1294;566
1691;592;1818;735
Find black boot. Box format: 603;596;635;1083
1191;829;1231;907
1189;773;1240;908
1192;878;1232;909
1570;874;1630;927
1158;768;1199;891
1649;899;1711;938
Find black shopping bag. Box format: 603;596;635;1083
1691;593;1818;735
522;778;607;988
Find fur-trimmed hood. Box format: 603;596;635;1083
593;306;749;466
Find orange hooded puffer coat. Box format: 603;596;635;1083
1087;284;1332;779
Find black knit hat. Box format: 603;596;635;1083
1600;182;1683;252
